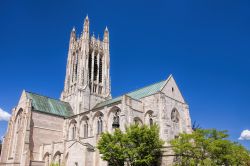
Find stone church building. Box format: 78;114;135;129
0;16;192;166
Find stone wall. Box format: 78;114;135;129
31;111;64;160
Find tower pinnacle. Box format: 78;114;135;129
103;26;109;43
85;14;89;21
105;26;108;32
83;15;90;39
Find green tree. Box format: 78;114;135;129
97;129;127;166
170;129;250;166
97;124;164;166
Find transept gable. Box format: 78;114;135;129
160;75;186;103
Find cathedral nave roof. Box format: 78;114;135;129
26;91;74;117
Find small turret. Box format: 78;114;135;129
91;32;95;42
70;27;76;39
103;26;109;43
83;15;89;39
103;26;109;51
69;27;76;48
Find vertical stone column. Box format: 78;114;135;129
77;51;81;85
91;50;95;93
22;100;32;166
77;115;80;140
106;50;110;96
103;52;107;96
96;52;100;93
85;51;89;86
50;142;55;164
101;55;104;85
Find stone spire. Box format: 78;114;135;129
103;26;109;43
70;27;76;41
83;15;89;34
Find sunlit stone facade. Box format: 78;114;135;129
0;16;192;166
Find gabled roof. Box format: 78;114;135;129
26;91;74;117
93;79;168;109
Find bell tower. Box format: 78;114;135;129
61;16;111;114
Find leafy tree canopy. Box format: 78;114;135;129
97;124;164;166
170;129;250;166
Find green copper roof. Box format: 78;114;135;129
26;92;73;117
94;80;166;109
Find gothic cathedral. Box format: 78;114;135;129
0;16;192;166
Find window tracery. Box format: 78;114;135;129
171;108;180;123
97;116;103;135
84;120;88;138
112;110;120;129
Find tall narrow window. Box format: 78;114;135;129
149;114;153;126
72;54;75;82
94;55;98;81
97;116;103;135
97;120;100;134
75;52;78;81
12;116;21;156
88;53;92;81
99;56;102;83
98;86;102;94
112;111;120;129
84;122;88;138
100;118;103;133
93;84;97;93
72;124;76;139
149;118;153;126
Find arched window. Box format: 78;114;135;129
171;108;180;123
43;152;50;166
171;108;180;138
145;110;154;127
11;109;23;156
80;116;89;138
112;110;120;129
69;120;77;140
53;151;62;166
97;116;103;135
134;117;143;125
84;121;88;138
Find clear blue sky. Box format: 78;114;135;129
0;0;249;148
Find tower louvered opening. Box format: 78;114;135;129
88;52;92;89
75;53;78;81
99;56;102;83
88;53;92;80
94;55;98;81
